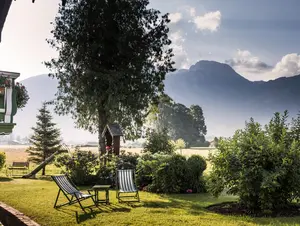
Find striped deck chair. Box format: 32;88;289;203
51;175;96;212
116;169;140;202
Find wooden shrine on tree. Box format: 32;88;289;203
102;123;124;156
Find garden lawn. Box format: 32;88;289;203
0;179;300;226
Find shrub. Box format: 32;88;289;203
186;155;207;193
116;150;139;169
0;152;5;170
143;128;175;154
149;154;187;193
95;151;140;186
136;153;207;193
136;153;169;189
96;161;116;186
55;148;99;185
208;111;300;213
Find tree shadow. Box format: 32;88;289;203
250;217;300;226
56;203;131;224
142;197;207;216
0;177;13;182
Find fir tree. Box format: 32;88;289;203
26;102;62;175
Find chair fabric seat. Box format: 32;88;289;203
74;192;92;199
116;169;140;202
51;174;96;212
119;188;137;193
118;169;137;192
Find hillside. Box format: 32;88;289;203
165;61;300;136
11;60;300;141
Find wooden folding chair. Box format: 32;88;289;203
51;175;96;212
116;169;140;202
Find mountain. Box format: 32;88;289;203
165;60;300;137
11;60;300;141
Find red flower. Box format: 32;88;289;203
186;189;193;193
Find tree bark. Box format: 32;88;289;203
98;107;107;164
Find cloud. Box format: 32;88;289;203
226;50;300;81
272;53;300;76
169;12;182;24
169;31;190;69
193;11;222;32
225;49;272;73
189;7;196;17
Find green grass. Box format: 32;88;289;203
0;164;61;178
0;179;300;225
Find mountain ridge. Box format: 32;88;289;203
12;60;300;141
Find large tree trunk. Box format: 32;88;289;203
98;107;107;164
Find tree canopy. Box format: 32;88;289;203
150;95;208;147
45;0;175;155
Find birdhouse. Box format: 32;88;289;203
0;70;19;134
102;123;124;156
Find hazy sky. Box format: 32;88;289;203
1;0;300;81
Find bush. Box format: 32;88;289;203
136;153;169;189
186;155;207;193
95;151;140;186
143;128;175;154
208;111;300;213
136;153;207;193
0;152;5;170
55;148;99;185
149;154;188;193
116;150;139;169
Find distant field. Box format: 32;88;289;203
0;145;216;164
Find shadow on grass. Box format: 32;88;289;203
56;203;131;224
142;197;208;216
37;176;53;181
0;177;13;182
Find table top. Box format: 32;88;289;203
92;185;111;190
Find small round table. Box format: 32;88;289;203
88;185;111;205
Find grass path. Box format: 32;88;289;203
1;178;300;225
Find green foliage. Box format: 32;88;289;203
45;0;175;155
151;95;207;146
96;151;140;186
116;150;139;169
136;153;170;189
143;128;175;154
190;105;207;142
172;138;186;150
26;102;62;175
208;111;300;213
136;153;207;193
186;155;207;193
0;152;5;170
55;149;99;185
150;154;188;193
15;82;29;109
